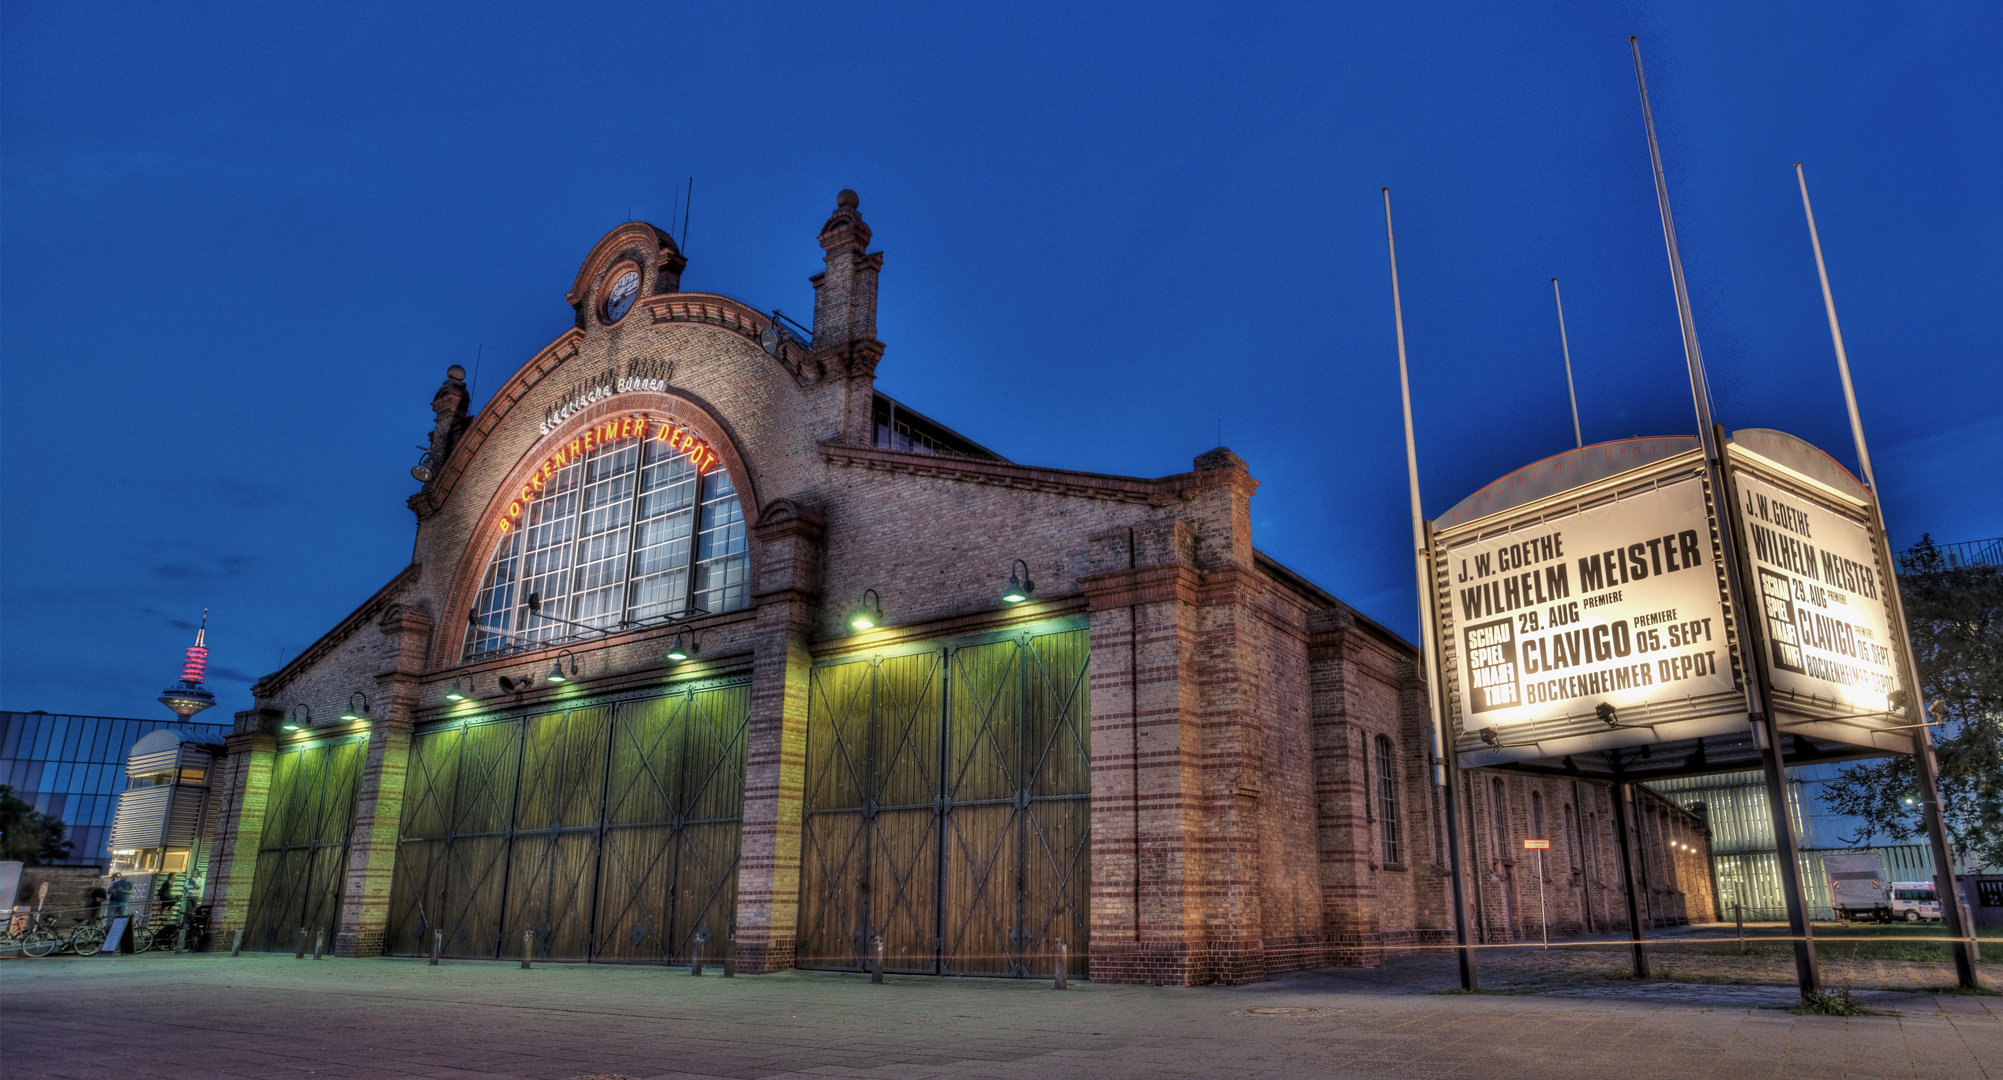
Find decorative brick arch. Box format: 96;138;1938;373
434;389;761;669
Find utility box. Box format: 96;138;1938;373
1824;852;1891;922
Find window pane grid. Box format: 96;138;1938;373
693;470;749;615
464;431;746;659
1375;735;1401;865
627;442;698;621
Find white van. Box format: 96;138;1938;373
1888;882;1942;923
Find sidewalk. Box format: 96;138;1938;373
2;950;1997;1079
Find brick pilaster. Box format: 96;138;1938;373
734;499;824;973
335;604;432;957
203;717;279;947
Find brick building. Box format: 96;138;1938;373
201;191;1711;983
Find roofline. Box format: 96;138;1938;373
1252;549;1416;656
253;563;421;700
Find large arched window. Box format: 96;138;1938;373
464;433;748;658
1374;734;1401;865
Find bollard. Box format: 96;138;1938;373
1054;940;1069;991
176;926;188;953
294;927;307;959
312;929;325;960
521;930;533;970
1735;902;1745;956
723;935;735;978
870;935;884;984
691;939;704;977
230;928;243;957
430;929;442;966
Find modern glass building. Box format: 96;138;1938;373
1648;763;1962;921
0;711;231;868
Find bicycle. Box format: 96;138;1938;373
61;916;108;957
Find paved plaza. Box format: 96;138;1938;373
2;944;1997;1080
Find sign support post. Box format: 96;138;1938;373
1796;164;1979;990
1632;37;1820;998
1609;782;1649;978
1384;188;1476;992
1718;444;1822;993
1524;839;1550;948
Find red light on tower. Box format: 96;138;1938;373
160;609;217;721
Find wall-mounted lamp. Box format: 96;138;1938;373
665;627;699;663
340;692;372;722
849;589;884;633
497;673;534;698
1000;559;1035;605
283;705;311;732
547;649;576;684
444;678;468;702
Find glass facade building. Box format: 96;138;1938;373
1648;763;1960;921
0;711;231;868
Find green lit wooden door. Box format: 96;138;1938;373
387;682;747;962
798;626;1090;977
245;737;365;952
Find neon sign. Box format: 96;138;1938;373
498;414;719;534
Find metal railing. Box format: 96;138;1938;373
1901;536;2002;571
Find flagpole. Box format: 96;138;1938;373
1383;187;1476;992
1552;279;1582;448
1795;163;1980;988
1630;35;1822;996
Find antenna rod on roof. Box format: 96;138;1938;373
682;177;693;251
470;344;483;408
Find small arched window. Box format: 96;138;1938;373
1374;734;1401;865
464;433;749;657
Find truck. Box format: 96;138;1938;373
1825;852;1892;922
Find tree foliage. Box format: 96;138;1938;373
1824;535;2003;869
0;784;73;865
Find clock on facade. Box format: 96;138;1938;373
604;270;640;322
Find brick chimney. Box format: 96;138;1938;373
809;189;886;444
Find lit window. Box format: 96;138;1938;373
464;436;748;657
1375;734;1401;865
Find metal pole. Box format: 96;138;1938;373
1736;901;1745;956
692;939;704;977
1552;278;1582;448
1631;35;1821;999
1385;189;1477;993
431;929;442;966
1610;782;1650;978
1538;849;1548;949
311;929;324;961
870;935;884;984
1054;940;1069;990
724;933;736;977
1717;440;1824;993
294;927;306;959
521;929;532;970
1795;163;1980;990
230;928;242;957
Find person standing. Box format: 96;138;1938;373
106;874;132;919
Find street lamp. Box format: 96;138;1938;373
849;589;884;633
1000;559;1035;605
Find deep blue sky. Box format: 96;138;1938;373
4;2;1997;719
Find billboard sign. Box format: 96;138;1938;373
1729;439;1908;751
1439;462;1736;736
